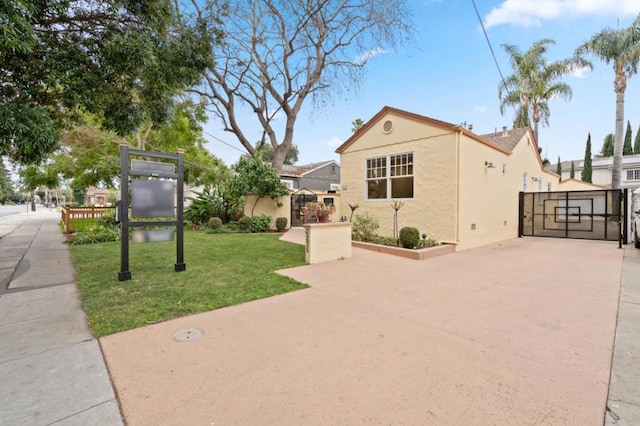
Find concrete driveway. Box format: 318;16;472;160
100;237;623;425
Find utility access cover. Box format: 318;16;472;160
172;328;204;342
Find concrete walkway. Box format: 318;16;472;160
606;244;640;425
0;208;122;425
100;234;628;425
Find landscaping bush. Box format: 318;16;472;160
238;216;252;233
226;220;239;231
399;226;420;249
66;225;120;245
96;211;118;228
251;215;271;233
208;217;223;230
352;212;379;242
275;217;288;232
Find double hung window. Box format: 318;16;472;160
366;153;414;199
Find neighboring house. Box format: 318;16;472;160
280;161;340;192
335;106;563;251
555;154;640;193
557;178;606;191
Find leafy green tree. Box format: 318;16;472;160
189;0;413;171
352;118;365;133
556;156;562;180
570;161;575;179
624;120;634;155
0;0;219;165
228;157;289;217
582;133;593;183
635;125;640;154
601;133;615;156
576;14;640;188
499;39;590;144
0;161;15;203
72;186;87;206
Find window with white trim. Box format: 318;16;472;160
366;153;414;199
626;169;640;181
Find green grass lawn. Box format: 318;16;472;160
70;232;307;337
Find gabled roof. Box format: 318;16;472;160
558;178;606;189
280;160;339;178
335;106;516;155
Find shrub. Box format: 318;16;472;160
275;217;288;232
66;225;120;245
352;212;379;242
226;220;239;231
208;217;223;230
238;216;252;233
251;215;271;233
96;211;118;228
399;226;420;249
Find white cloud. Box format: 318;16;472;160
571;66;590;78
325;137;342;148
355;47;389;64
474;105;488;113
484;0;640;29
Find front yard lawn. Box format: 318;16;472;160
70;232;307;337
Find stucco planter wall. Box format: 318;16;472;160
351;241;455;260
303;222;352;264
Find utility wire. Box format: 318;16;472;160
202;130;246;154
470;0;514;109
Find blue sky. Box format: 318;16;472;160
202;0;640;167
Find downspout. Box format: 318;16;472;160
455;128;461;244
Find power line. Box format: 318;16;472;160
202;130;246;154
470;0;512;104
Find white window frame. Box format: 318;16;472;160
365;152;414;200
626;169;640;181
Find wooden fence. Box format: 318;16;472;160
61;206;116;234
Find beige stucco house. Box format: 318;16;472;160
336;106;563;251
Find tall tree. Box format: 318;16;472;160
576;14;640;188
556;156;562;181
601;133;615;156
188;0;413;171
582;133;593;183
0;0;219;164
570;161;575;179
635;125;640;154
253;142;299;166
499;39;590;144
623;120;634;155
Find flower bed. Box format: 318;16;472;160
351;240;455;260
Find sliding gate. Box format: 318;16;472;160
519;189;627;244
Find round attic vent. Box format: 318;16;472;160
382;120;394;134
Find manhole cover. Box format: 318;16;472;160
172;328;204;342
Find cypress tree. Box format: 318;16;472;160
556;156;562;181
601;134;614;156
623;120;633;155
634;125;640;154
570;161;575;179
581;133;593;182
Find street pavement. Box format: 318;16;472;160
0;207;122;425
0;208;637;424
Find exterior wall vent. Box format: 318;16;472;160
382;120;394;134
330;183;341;191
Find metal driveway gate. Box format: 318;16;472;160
519;189;627;244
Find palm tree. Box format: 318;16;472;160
499;39;591;145
576;14;640;189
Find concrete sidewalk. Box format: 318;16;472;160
606;244;640;425
0;208;122;425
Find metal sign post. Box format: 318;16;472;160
118;143;185;281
